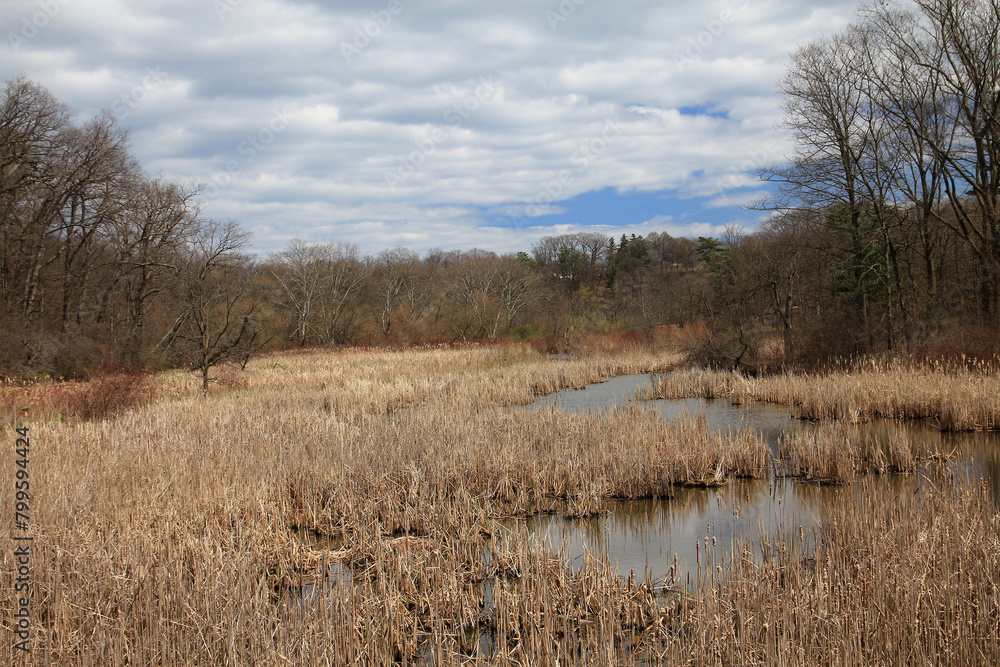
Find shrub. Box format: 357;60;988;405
2;368;155;424
74;369;155;420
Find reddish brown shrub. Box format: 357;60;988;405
73;370;155;420
574;329;649;355
2;369;155;424
909;326;1000;369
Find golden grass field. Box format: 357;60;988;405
1;344;998;665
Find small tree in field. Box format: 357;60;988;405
166;220;264;393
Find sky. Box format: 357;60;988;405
1;0;861;256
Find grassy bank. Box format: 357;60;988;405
647;359;1000;431
0;345;996;664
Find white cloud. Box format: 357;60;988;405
705;191;770;209
0;0;861;254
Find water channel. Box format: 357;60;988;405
286;371;999;661
515;373;1000;583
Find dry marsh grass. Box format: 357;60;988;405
777;421;926;484
0;344;996;664
160;344;682;410
659;480;1000;665
648;358;1000;431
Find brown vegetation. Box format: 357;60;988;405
0;345;996;664
659;478;999;665
0;369;155;423
777;421;924;484
648;358;1000;431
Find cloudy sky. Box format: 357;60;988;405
2;0;860;255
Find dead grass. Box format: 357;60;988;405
656;479;1000;665
0;345;995;664
648;358;1000;431
777;421;926;484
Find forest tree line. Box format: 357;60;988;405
2;0;998;380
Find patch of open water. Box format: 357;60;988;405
286;372;999;661
517;373;1000;580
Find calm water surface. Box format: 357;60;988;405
290;373;998;662
517;373;1000;580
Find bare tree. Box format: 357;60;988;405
492;255;539;337
0;77;268;377
316;243;368;344
269;240;332;345
53;113;132;333
0;77;71;325
167;220;262;393
861;6;954;311
442;252;539;339
104;177;200;361
371;247;418;338
767;29;880;341
269;240;369;345
865;0;1000;322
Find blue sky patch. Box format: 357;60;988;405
486;186;766;238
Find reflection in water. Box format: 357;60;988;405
652;396;798;450
527;373;657;414
509;478;828;585
856;419;1000;499
526;373;800;448
520;374;1000;579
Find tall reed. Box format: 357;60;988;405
648;358;1000;431
777;421;928;483
656;480;1000;665
0;345;995;664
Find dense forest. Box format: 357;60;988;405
2;0;997;381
